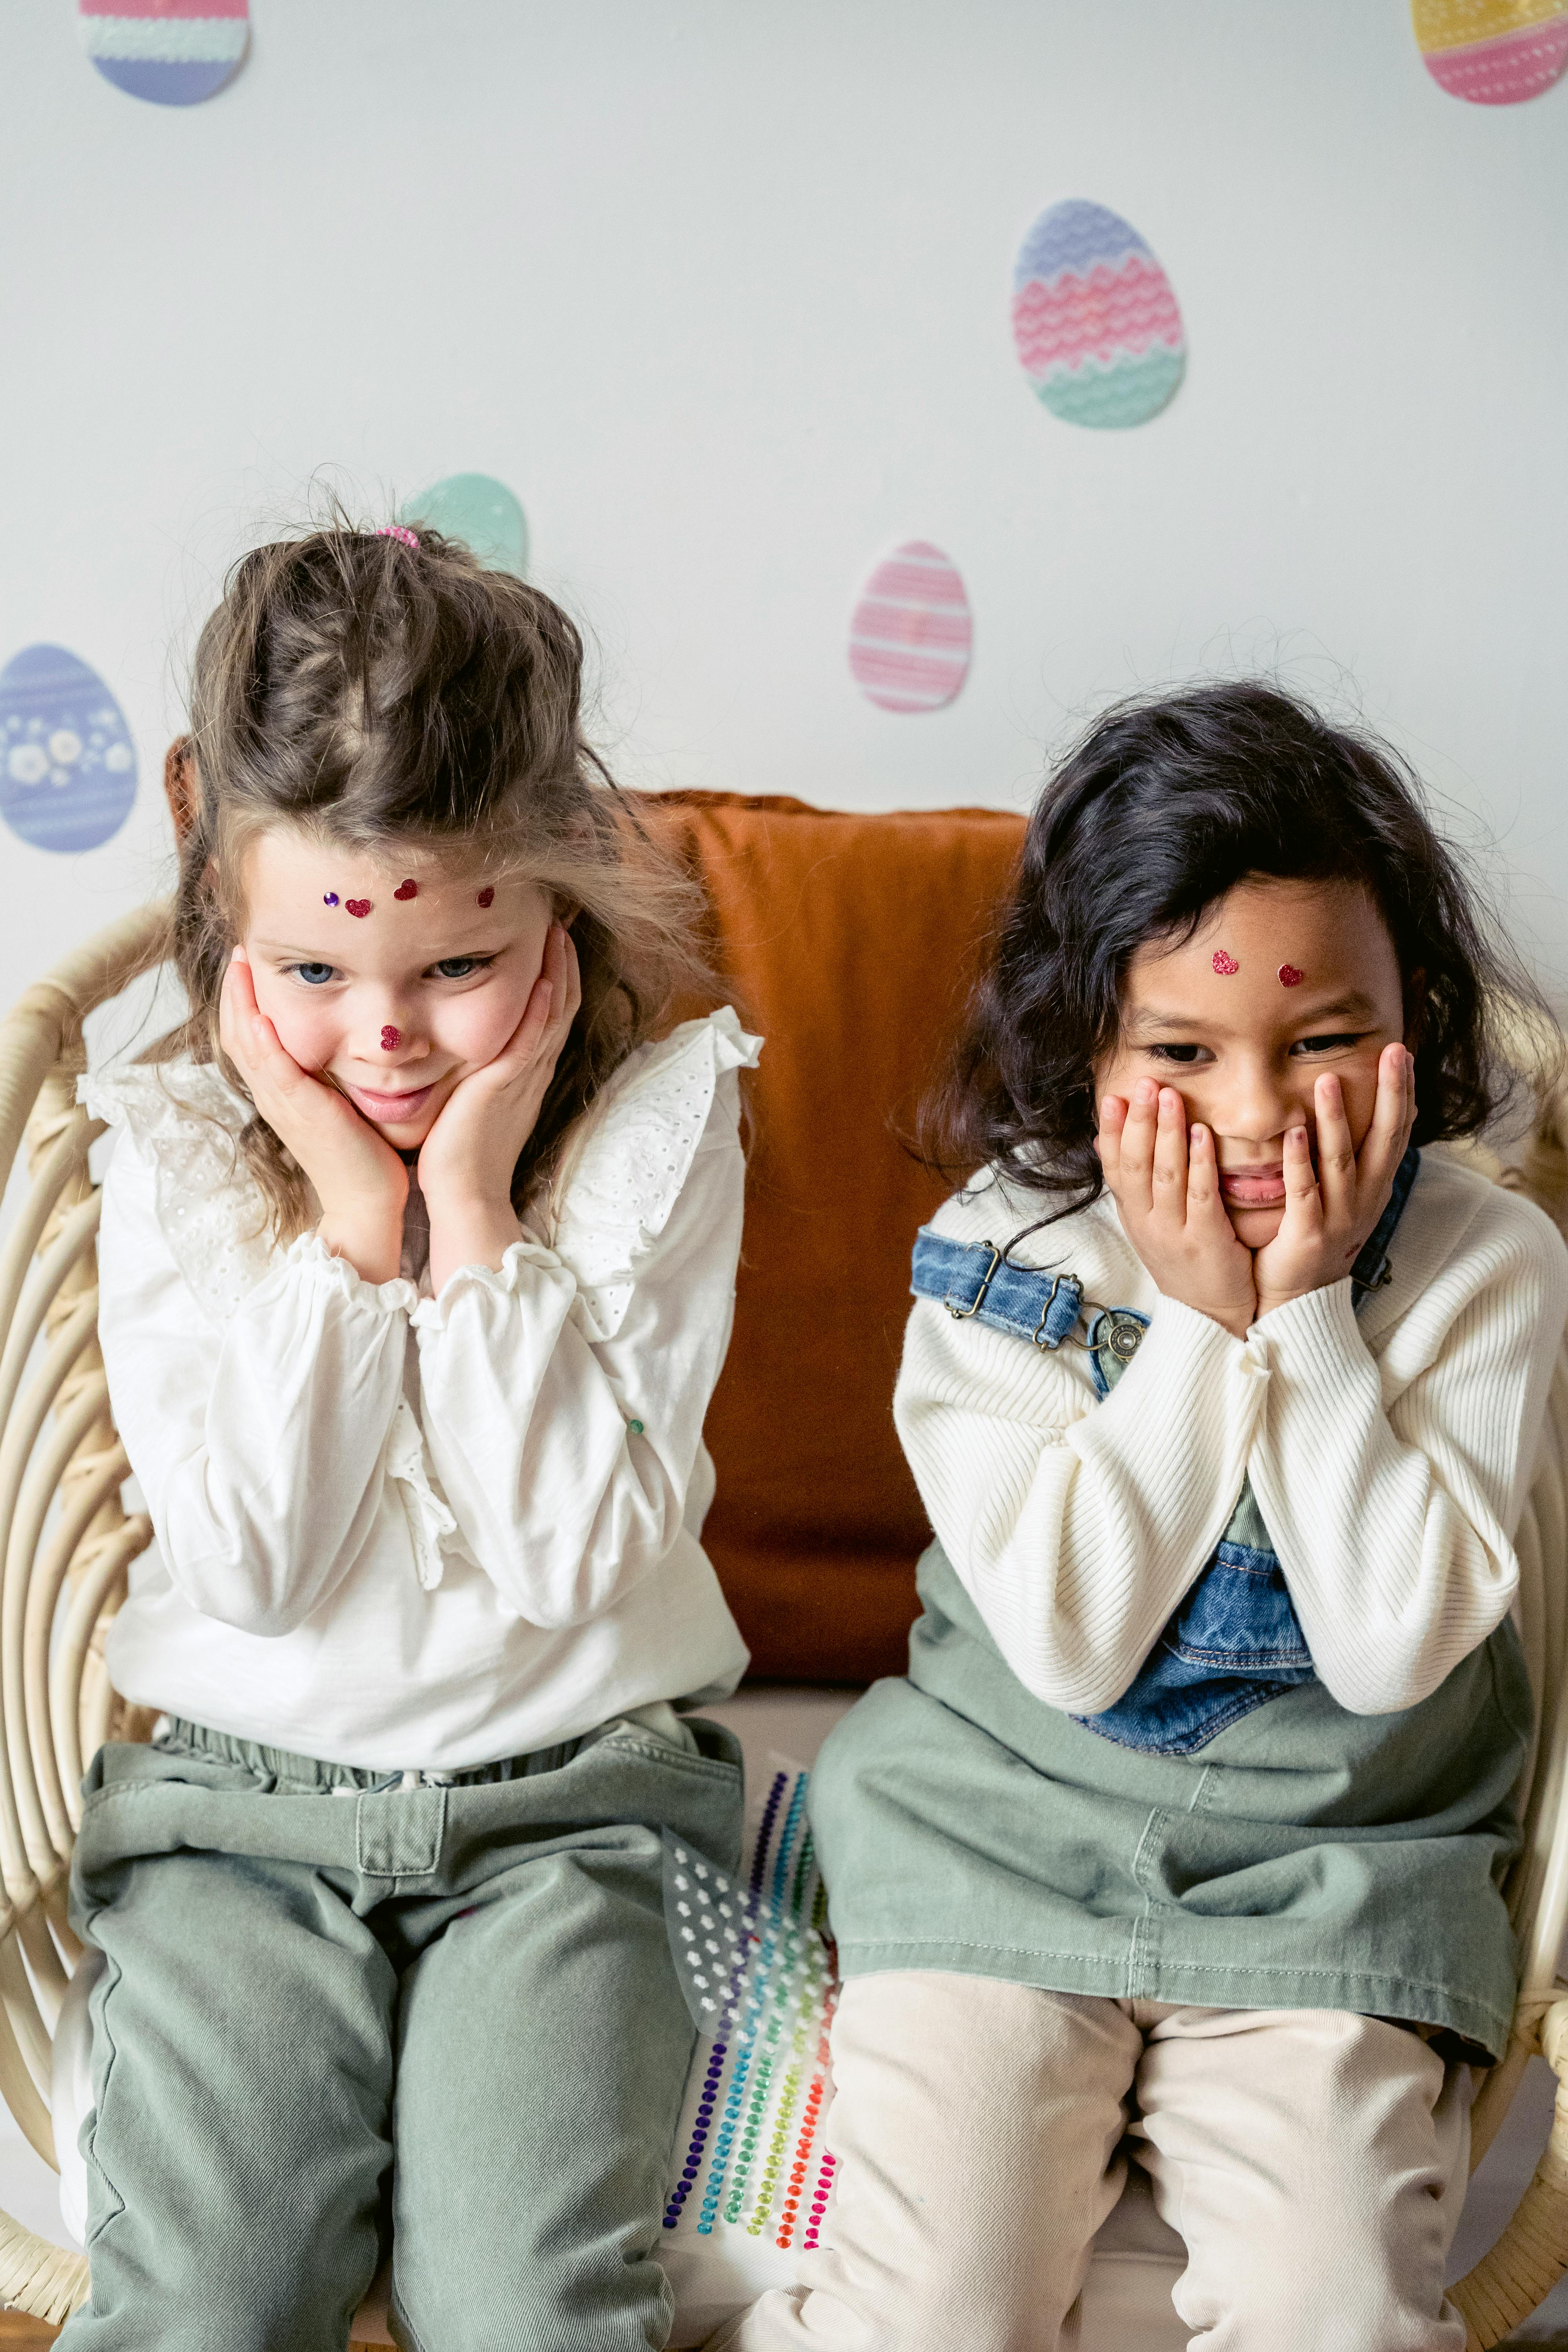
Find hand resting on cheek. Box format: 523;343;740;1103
1096;1047;1417;1339
1093;876;1419;1338
220;922;583;1292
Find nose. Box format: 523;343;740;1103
1211;1054;1303;1150
368;996;426;1064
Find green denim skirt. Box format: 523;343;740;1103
809;1542;1530;2063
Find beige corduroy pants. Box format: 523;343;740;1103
708;1971;1473;2352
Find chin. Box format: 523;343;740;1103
1225;1205;1284;1248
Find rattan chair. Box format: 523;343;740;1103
0;906;1566;2348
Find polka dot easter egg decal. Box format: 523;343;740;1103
0;645;136;854
847;541;972;715
1012;200;1185;430
80;0;249;106
401;475;528;577
1411;0;1568;101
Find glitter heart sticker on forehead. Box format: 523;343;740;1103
1278;964;1304;987
1211;950;1239;976
345;899;372;919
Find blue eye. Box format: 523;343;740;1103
432;956;489;980
292;963;335;987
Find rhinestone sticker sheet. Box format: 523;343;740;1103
661;1760;838;2255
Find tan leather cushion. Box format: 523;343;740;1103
638;792;1024;1680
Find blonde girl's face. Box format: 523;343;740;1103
1094;877;1414;1249
235;825;555;1146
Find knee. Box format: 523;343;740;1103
1182;2212;1461;2352
394;2249;671;2352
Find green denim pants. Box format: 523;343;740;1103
59;1711;743;2352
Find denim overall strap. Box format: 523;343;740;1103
910;1229;1085;1350
1077;1143;1425;1755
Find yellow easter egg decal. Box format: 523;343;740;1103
1411;0;1568;101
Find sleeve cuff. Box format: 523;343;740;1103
284;1232;419;1319
408;1238;568;1333
1248;1277;1370;1383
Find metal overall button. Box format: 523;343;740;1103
1100;1312;1143;1362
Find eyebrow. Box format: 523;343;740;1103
249;935;497;961
1123;989;1380;1038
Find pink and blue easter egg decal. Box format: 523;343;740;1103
848;542;972;715
1411;0;1568;102
402;476;529;577
79;0;249;107
0;647;137;854
1011;200;1185;430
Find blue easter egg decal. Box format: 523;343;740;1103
403;475;529;577
0;646;137;854
79;0;249;107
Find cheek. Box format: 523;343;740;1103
433;978;534;1069
250;972;341;1067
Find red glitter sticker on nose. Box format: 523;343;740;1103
393;879;417;901
381;1026;400;1052
1211;950;1239;976
1278;964;1304;987
476;886;494;908
346;899;372;918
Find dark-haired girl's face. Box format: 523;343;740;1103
1094;877;1413;1248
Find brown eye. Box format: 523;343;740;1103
1291;1032;1364;1056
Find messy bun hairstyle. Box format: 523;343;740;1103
159;519;710;1241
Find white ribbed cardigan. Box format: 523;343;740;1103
894;1151;1568;1721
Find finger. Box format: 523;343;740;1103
1278;1122;1323;1233
1185;1120;1223;1222
1095;1093;1128;1176
556;927;583;1029
1354;1044;1414;1200
1150;1086;1189;1212
1312;1073;1357;1219
496;973;557;1070
1118;1080;1159;1204
1372;1041;1417;1156
219;953;265;1078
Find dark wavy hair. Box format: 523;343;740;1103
922;681;1551;1223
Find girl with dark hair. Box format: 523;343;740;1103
720;684;1568;2352
65;522;756;2350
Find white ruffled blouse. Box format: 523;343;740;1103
82;1010;760;1770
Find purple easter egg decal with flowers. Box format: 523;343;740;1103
79;0;249;107
1012;200;1185;430
0;644;137;853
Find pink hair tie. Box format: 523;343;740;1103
376;524;420;550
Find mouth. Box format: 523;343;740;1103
1218;1164;1287;1209
343;1080;437;1126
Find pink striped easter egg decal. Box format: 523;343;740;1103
848;541;973;715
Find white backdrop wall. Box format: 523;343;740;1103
0;0;1565;1026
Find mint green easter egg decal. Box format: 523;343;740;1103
401;475;528;576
